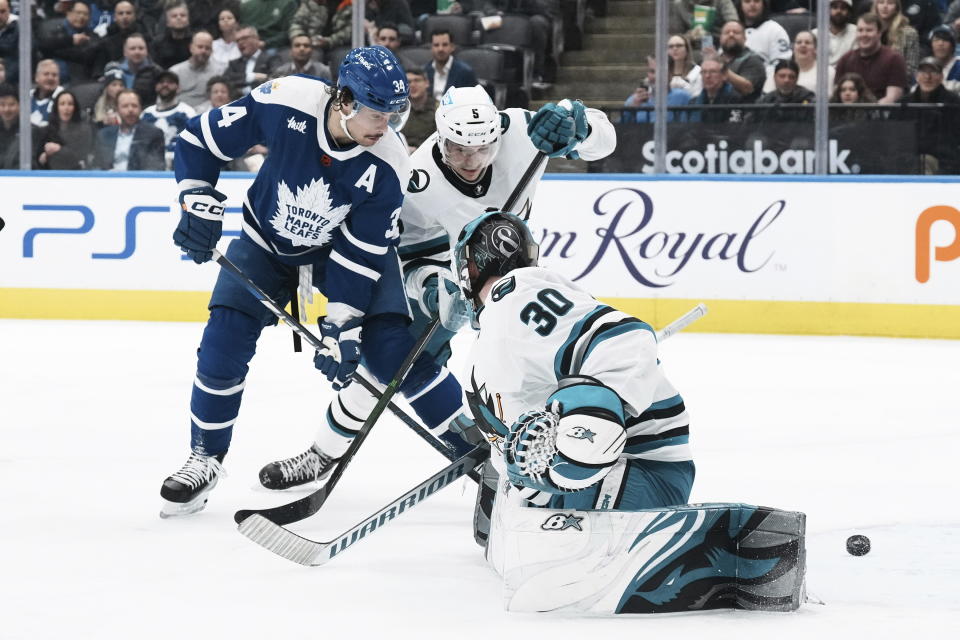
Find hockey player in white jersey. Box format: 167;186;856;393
257;85;617;491
159;47;477;518
454;211;695;513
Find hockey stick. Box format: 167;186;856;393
210;249;457;463
237;304;707;566
655;303;708;341
234;314;441;526
239;443;490;566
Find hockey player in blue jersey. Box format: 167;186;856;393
159;47;475;518
254;86;617;491
454;212;695;513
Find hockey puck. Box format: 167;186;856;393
846;534;871;556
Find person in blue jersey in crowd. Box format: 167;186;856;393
159;46;474;518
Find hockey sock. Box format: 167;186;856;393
313;378;378;457
405;369;475;457
190;306;262;455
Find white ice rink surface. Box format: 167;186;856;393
2;319;959;639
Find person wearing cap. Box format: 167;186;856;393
835;12;907;103
140;69;195;169
93;68;126;125
752;58;815;122
812;0;857;67
929;25;960;94
899;55;960;173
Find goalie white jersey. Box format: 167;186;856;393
466;267;691;465
397;107;615;275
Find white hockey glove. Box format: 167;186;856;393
504;379;626;494
410;268;470;331
314;316;363;390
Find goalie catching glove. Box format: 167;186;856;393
314;316;362;390
174;185;227;263
504;378;626;494
527;100;589;159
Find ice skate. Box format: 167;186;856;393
159;452;226;518
259;444;339;490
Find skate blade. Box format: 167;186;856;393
159;495;209;518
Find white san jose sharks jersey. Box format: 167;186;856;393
466;267;691;463
174;74;410;314
397;106;615;277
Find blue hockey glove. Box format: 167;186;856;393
527;100;589;159
314;316;363;390
174;186;227;263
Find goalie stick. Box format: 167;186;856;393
210;249;463;466
237;303;709;566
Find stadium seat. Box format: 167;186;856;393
457;47;511;108
397;46;433;73
422;14;478;47
480;15;535;98
327;46;351;81
70;81;103;115
771;12;815;44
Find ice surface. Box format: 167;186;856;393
2;319;959;639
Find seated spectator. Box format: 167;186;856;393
752;59;815;122
239;0;298;51
0;59;6;85
623;55;692;122
765;30;834;93
223;25;271;95
140;70;195;169
93;68;126;126
667;34;703;96
928;26;960;93
38;90;96;169
0;83;42;168
94;88;165;170
835;13;907;103
213;6;242;66
738;0;791;79
37;1;101;84
425;30;478;100
812;0;858;67
103;33;164;106
169;31;227;109
873;0;919;80
894;0;941;56
288;0;329;50
402;67;436;151
30;59;65;127
829;71;879;120
327;0;359;51
190;0;242;34
899;56;960;173
0;0;21;86
690;54;744;122
151;1;194;69
670;0;739;49
376;23;402;55
96;1;148;73
195;74;233;113
269;34;331;79
947;0;960;37
713;20;766;101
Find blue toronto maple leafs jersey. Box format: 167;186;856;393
174;74;410;314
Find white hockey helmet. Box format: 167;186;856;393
434;85;501;179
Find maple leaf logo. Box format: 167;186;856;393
270;178;351;247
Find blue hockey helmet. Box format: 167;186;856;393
338;46;410;129
454;211;539;326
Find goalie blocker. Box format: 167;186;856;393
487;490;807;614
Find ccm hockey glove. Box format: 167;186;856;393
527;100;589;159
174;186;227;263
314;316;363;390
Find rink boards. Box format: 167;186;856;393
1;171;958;338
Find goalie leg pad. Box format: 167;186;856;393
495;502;806;614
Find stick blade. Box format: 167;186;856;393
237;514;330;567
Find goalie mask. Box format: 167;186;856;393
454;211;539;326
435;85;501;182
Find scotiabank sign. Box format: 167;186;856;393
603;121;919;175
